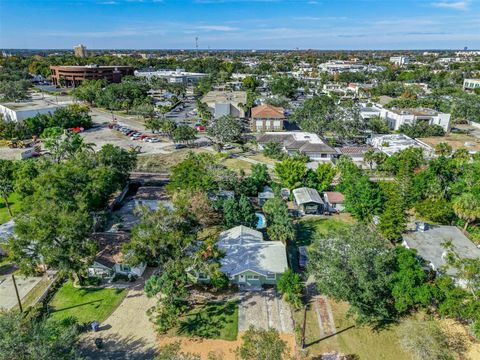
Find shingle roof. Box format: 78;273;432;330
251;104;285;119
293;187;324;205
217;225;288;276
324;192;345;204
402;225;480;277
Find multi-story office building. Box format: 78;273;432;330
50;65;134;87
73;44;87;58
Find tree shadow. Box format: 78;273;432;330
51;299;104;313
80;333;157;360
177;302;236;339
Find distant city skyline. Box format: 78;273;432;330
1;0;479;50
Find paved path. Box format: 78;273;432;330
313;295;337;338
81;269;158;360
238;289;294;333
0;275;42;310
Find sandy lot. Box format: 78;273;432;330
159;332;296;360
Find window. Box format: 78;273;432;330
266;273;276;279
246;275;259;280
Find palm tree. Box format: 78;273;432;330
453;193;480;230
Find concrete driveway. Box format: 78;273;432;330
0;274;42;310
238;289;294;334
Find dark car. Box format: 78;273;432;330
174;143;187;149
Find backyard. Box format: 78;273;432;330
0;192;21;224
289;215;354;272
49;281;127;324
168;301;239;341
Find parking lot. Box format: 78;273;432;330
238;289;294;334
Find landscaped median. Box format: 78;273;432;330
48;281;127;324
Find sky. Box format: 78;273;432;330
0;0;479;50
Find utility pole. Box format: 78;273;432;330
195;37;199;57
12;274;23;313
301;304;307;348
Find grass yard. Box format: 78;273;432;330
247;153;279;166
135;148;209;173
294;299;410;360
220;158;252;173
289;215;355;272
169;301;239;341
0;192;21;224
49;281;127;324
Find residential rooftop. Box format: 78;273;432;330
202;90;247;104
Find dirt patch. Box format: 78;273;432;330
159;332;296;360
439;318;480;360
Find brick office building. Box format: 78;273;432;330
50;65;134;87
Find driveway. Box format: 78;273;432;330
0;274;42;310
81;269;158;360
238;289;294;333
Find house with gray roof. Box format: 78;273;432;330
256;132;337;162
293;187;324;215
402;223;480;284
214;225;288;287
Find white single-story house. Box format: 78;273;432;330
88;232;146;280
194;225;288;288
293;187;324;215
323;191;345;212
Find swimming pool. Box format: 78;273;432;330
256;213;267;229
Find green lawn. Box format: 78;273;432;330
289;215;355;272
170;301;238;341
0;193;21;224
49;281;127;324
293;299;410;360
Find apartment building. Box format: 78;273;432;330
250;104;285;132
360;104;451;132
463;78;480;92
134;68;207;85
389;56;410;65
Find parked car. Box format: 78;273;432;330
175;143;187;149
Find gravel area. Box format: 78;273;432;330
238;289;294;333
81;268;158;360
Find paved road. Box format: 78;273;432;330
0;274;42;310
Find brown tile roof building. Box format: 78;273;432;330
251;104;285;132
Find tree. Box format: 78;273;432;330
0;311;82;360
416;197;454;224
10;200;95;282
398;122;445;138
377;185;407;242
263;140;284;160
167;152;218;192
453;193;480;230
145;260;190;332
0;80;30;102
223;195;256;228
145;118;161;133
0;160;14;217
270;75;299;99
391;247;434;314
236;326;289;360
308;225;396;326
342;175;383;223
274;158;307;190
399;320;452;360
207;115;243;151
159;119;177;138
133;103;155;120
172;190;219;228
262;197;295;243
173;125;197;145
124;204;194;266
312;163;336;193
435;142;452;157
367;116;390;134
277;269;303;308
249;163;270;192
71;79;104;105
242;75;259;91
291;95;336;136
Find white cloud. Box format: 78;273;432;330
431;1;470;10
195;25;238;31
